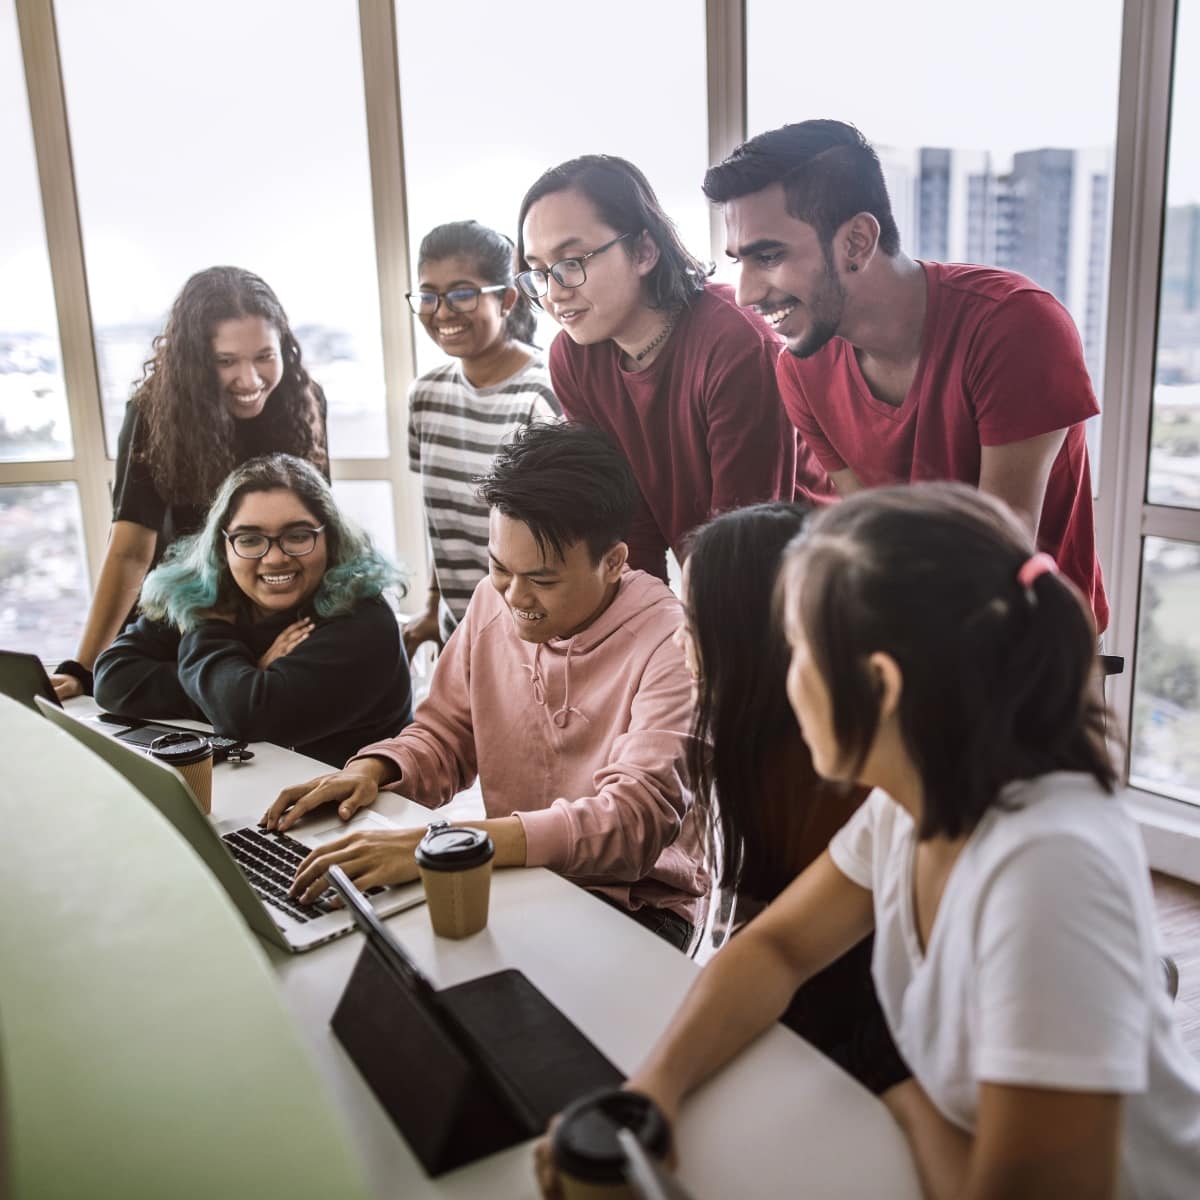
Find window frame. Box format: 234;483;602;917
1094;0;1200;875
5;0;1199;875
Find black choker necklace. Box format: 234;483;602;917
633;308;682;363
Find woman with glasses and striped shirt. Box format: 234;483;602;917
403;220;561;660
93;454;412;768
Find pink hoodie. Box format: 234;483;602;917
352;569;706;920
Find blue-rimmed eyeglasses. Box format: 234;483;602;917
516;233;633;301
223;526;325;560
404;284;507;316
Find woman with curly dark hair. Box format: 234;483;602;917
52;266;328;700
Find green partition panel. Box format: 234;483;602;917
0;697;372;1200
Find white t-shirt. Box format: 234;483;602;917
829;773;1200;1199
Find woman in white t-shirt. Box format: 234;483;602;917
535;482;1200;1200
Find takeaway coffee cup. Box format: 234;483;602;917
149;731;214;815
414;821;494;939
552;1088;672;1200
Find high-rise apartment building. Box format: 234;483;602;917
906;146;1112;384
1162;204;1200;315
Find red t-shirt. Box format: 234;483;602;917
776;262;1108;631
550;282;833;581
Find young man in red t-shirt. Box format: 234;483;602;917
515;154;833;583
702;121;1108;632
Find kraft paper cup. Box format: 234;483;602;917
149;731;214;815
414;824;494;939
552;1089;672;1200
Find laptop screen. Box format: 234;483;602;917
0;650;63;712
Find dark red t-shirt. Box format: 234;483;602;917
776;263;1108;631
550;283;834;581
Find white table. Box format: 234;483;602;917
74;701;923;1199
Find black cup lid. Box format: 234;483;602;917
148;731;213;766
413;824;494;871
551;1089;671;1183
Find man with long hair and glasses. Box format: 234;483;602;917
514;154;832;584
265;422;706;951
703;120;1108;633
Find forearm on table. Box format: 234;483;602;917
516;770;685;877
94;653;194;718
345;753;402;789
631;923;810;1113
178;634;307;741
634;852;874;1113
458;815;526;867
349;731;470;807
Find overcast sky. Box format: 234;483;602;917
2;0;1198;340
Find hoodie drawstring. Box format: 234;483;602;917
521;643;547;707
551;640;585;728
521;640;585;728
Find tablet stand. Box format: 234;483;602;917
332;939;622;1175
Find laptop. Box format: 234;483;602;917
0;649;63;711
35;696;425;953
0;648;250;759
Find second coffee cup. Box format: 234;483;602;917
149;731;214;815
551;1088;673;1200
414;821;494;939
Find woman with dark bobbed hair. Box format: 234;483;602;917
404;220;559;658
53;266;328;699
677;502;908;1095
516;154;831;584
95;454;411;767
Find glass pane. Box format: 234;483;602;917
1150;0;1200;508
55;0;387;459
0;483;88;664
0;4;71;461
330;479;398;568
747;0;1122;477
1130;537;1200;805
398;0;709;376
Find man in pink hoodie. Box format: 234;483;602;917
264;421;705;948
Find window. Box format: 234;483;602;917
55;0;388;460
0;3;70;463
747;0;1123;468
0;484;88;663
1130;537;1200;804
331;479;397;575
2;0;1196;836
1149;0;1200;509
1127;0;1200;806
396;0;710;376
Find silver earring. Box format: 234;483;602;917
848;263;858;273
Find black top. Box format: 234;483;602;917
93;594;412;768
111;387;330;565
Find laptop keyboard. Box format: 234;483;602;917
221;826;340;924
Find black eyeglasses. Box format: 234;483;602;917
223;526;325;560
404;284;507;316
515;233;633;300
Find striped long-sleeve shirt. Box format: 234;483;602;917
407;355;560;629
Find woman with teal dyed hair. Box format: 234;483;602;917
94;454;413;767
